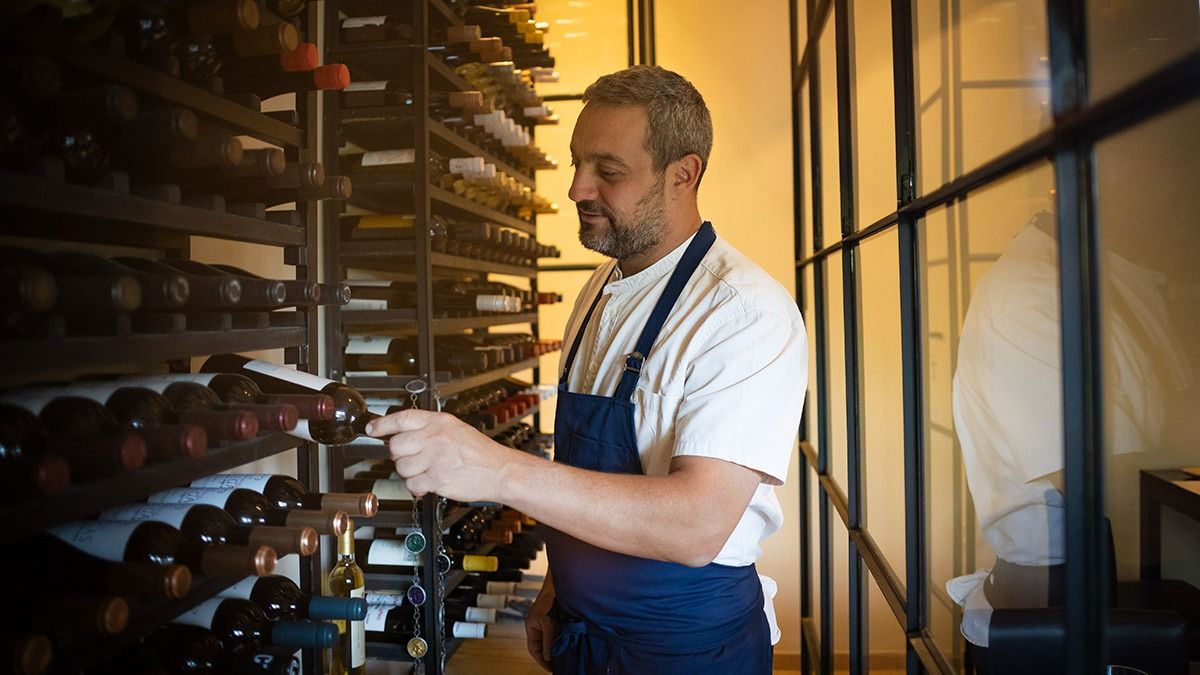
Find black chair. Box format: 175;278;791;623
987;607;1188;674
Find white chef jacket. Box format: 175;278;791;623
559;227;808;644
949;218;1190;646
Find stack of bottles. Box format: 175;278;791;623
0;248;350;339
344;333;561;378
341;213;561;265
343;278;559;318
6;1;350;110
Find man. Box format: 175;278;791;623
366;65;807;674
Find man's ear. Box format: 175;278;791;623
671;154;703;192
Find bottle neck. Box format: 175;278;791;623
337;521;357;558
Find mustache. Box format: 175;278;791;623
576;201;612;218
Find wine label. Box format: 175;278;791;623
524;106;550;118
172;597;223;629
354;525;375;539
360;149;415;167
363;591;405;608
473;593;508;609
486;581;518;595
117;373;217;391
464;607;496;623
371;479;413;501
148;486;233;508
218;576;258;600
344;80;389;92
344;298;390;311
243;360;334;393
475;294;515;313
353;216;414;230
190;473;272;492
98;503;194;529
363;603;391;631
351;586;366;667
49;521;139;561
366;404;390;416
366;539;420;566
287;419;316;443
342;15;387;28
449;157;485;175
452;622;487;639
345;335;393;355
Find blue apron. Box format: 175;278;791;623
546;222;772;675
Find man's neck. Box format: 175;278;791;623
617;216;704;277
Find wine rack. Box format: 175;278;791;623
321;1;558;672
0;2;327;673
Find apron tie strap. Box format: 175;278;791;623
550;617;590;658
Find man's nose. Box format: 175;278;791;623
568;168;596;204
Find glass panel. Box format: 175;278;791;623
859;230;906;583
921;163;1059;670
868;571;907;675
1097;102;1200;633
1088;0;1199;102
826;252;848;491
819;7;842;243
535;0;629;97
912;0;1050;194
850;0;897;228
801;82;815;260
831;501;851;672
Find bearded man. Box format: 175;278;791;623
367;65;807;675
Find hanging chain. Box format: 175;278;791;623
402;379;429;672
436;495;449;670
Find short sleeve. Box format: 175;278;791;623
672;306;808;485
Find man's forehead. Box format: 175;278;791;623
570;104;650;162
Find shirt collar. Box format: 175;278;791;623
604;228;702;296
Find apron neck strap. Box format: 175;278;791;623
614;222;716;401
559;267;612;386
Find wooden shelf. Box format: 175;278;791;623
0;433;304;536
0;327;308;384
341;311;537;335
0;170;307;248
0;20;302;148
347;357;542;398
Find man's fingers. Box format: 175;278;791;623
393;451;432;479
365;408;436;437
387;431;425;459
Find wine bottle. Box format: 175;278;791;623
326;521;366;675
220;575;367;622
199;162;325;206
0;527;191;599
255;174;351;206
0;247;142;314
111;371;334;422
0;632;51;675
113;624;220;675
160;260;286;310
0;404;71;500
168;147;286;188
0;248;57;318
28;84;139;128
99;502;318;557
227;42;318;77
113;257;242;310
267;0;306;18
220;63;350;99
158;380;296;433
200;355;378;445
171;597;337;653
4;593;130;640
148;486;349;536
48;519;274;577
219;646;302;674
342;477;413;504
358;539;499;573
105;384;249;447
340;81;484;110
363;604;487;641
214;22;299;58
339;15;414;43
189;473;378;517
43;251;189;312
0;398;147;478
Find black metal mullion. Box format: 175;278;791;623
1047;0;1106;672
890;0;926;673
833;0;866;671
819;486;833;675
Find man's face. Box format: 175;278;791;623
568;104;667;260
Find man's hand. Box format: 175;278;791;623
524;580;557;671
365;409;516;503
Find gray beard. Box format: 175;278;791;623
578;177;666;260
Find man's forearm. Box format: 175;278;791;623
497;449;760;567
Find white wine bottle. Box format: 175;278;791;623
327;520;366;675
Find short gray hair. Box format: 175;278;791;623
583;65;713;190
